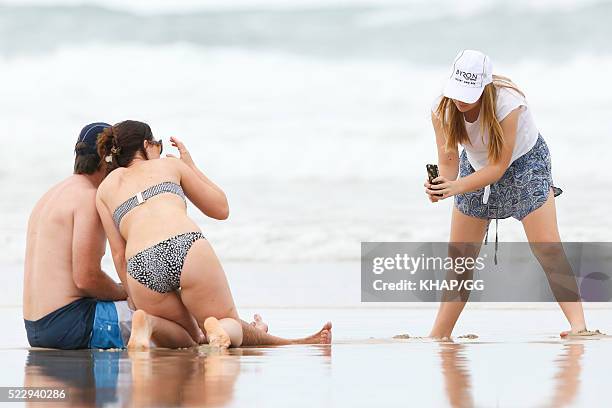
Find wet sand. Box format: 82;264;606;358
1;306;611;407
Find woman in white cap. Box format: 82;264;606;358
425;49;598;338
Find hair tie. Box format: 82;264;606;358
111;146;122;155
105;154;113;163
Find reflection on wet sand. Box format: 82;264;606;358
439;342;473;408
23;347;245;407
128;348;244;407
550;343;584;408
437;341;585;408
24;349;101;407
20;340;586;408
22;344;332;408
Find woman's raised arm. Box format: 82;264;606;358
167;137;229;220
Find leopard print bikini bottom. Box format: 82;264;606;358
127;231;206;293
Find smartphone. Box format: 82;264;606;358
426;164;439;184
426;164;443;197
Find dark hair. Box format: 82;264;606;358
97;120;154;174
74;141;101;175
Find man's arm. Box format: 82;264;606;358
72;190;127;301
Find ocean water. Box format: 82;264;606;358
1;0;611;300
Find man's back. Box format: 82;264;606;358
23;175;104;320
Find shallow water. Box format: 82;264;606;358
1;307;611;407
2;337;609;408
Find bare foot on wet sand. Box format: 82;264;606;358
560;329;604;338
128;310;153;350
204;317;232;349
294;322;332;345
427;335;452;341
250;314;269;333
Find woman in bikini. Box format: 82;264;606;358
96;120;331;349
425;50;598;339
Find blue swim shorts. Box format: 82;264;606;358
454;134;562;221
24;298;133;350
89;300;133;349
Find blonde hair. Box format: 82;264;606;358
435;75;524;163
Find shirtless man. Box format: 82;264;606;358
23;123;278;349
23;122;133;349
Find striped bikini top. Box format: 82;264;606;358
112;181;186;228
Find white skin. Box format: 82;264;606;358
425;97;588;338
23;165;127;322
97;136;331;349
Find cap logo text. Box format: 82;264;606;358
455;70;478;81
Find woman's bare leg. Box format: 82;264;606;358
180;240;332;347
429;207;488;338
240;321;332;346
521;190;587;335
128;309;198;350
127;277;205;344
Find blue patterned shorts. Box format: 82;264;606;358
454;134;562;221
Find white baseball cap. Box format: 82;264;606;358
443;49;493;104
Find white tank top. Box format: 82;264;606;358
431;87;539;204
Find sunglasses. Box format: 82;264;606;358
149;139;163;154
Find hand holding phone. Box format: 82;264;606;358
426;164;443;197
